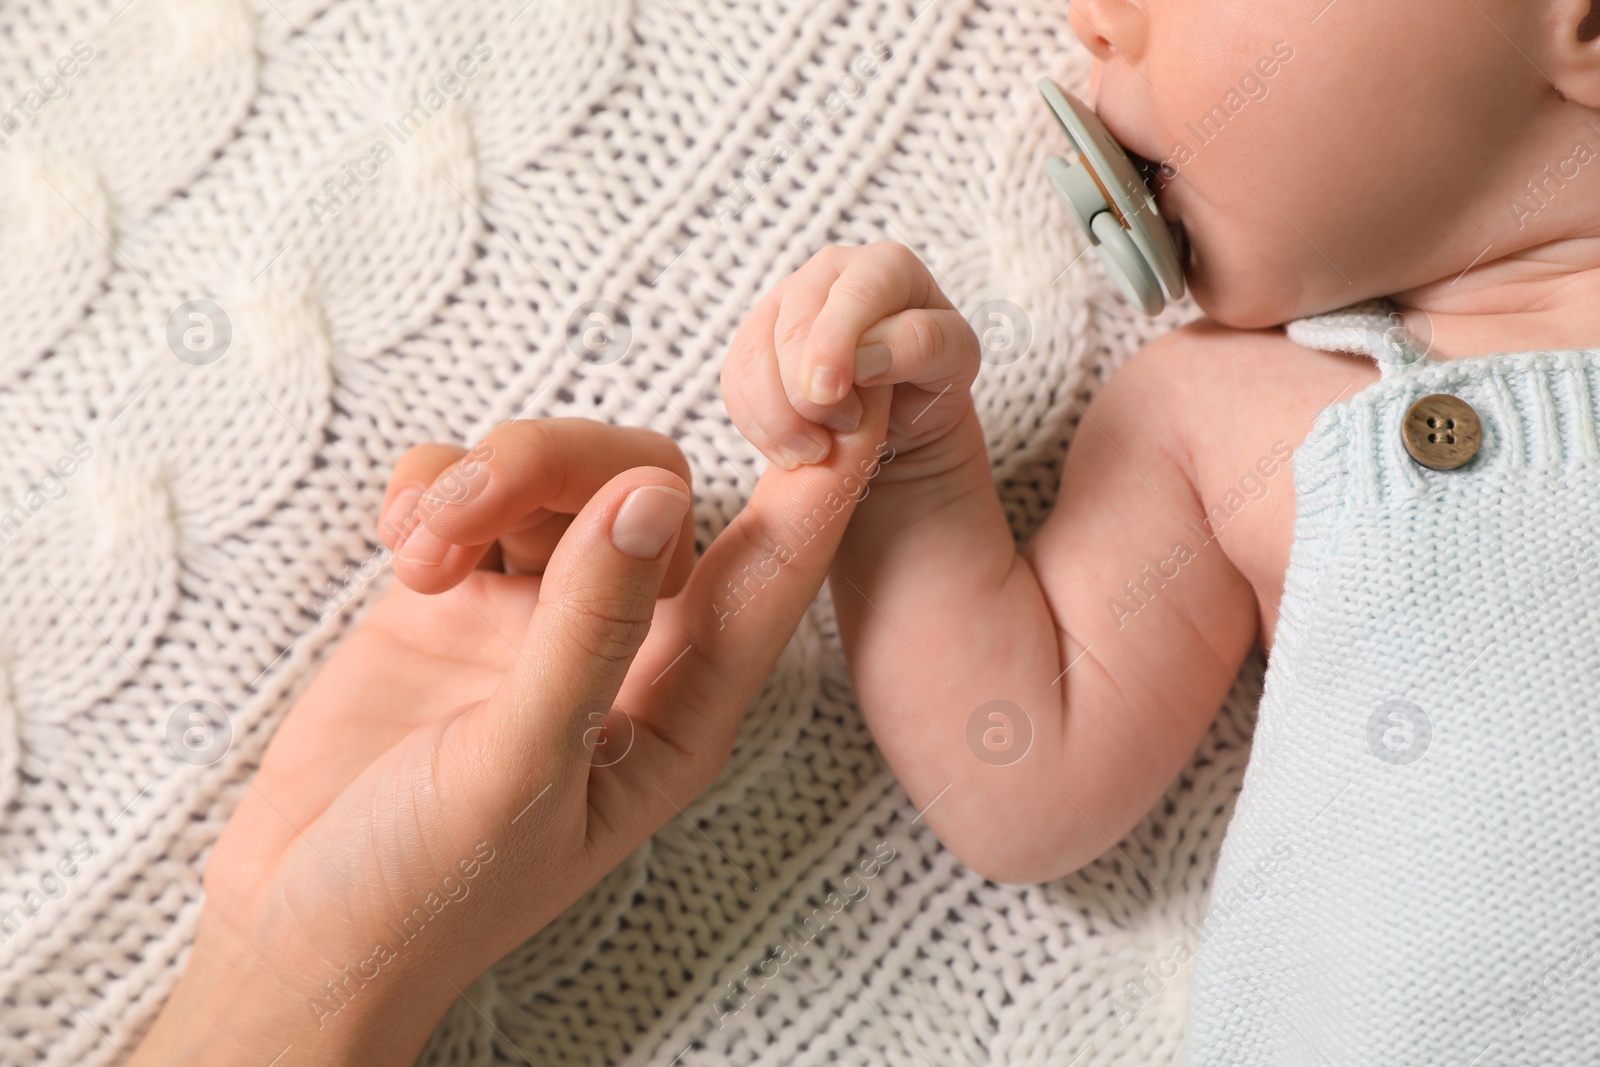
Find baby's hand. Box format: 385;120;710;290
721;241;980;468
377;418;695;596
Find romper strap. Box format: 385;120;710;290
1284;299;1430;378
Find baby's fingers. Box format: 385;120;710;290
852;308;981;395
787;242;951;415
722;290;837;470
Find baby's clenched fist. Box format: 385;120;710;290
721;241;981;468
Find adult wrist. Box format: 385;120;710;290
132;912;460;1066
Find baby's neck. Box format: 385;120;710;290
1392;237;1600;360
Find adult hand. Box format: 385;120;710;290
131;406;891;1066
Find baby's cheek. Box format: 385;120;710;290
1180;213;1307;330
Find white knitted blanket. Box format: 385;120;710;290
0;1;1264;1063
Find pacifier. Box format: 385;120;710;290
1037;77;1186;315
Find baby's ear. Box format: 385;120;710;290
1548;0;1600;107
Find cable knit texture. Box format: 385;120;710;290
1187;303;1600;1064
0;2;1266;1064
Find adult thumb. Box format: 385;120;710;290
458;466;691;821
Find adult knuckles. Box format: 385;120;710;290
480;419;552;470
545;575;659;665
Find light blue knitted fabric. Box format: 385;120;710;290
1183;303;1600;1065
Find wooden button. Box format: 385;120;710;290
1402;394;1481;470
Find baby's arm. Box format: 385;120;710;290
723;243;1259;883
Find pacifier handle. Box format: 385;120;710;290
1037;77;1186;316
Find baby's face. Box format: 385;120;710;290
1071;0;1576;328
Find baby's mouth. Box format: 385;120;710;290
1171;217;1193;268
1124;148;1193;269
1127;149;1163;194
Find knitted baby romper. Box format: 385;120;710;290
1181;303;1600;1065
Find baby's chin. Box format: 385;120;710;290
1183;250;1321;332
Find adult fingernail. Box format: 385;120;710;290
612;485;690;560
381;485;425;545
806;365;845;405
399;526;452;567
854;343;892;383
823;390;862;433
778;433;830;467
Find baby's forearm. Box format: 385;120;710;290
831;410;1085;882
715;242;1260;882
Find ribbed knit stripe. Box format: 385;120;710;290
1300;349;1600;507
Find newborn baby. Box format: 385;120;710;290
721;0;1600;1061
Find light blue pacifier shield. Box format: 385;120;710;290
1038;78;1186;315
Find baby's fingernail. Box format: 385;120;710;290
399;526;451;567
381;485;425;544
823;390;862;433
806;366;845;405
779;433;830;467
854;343;892;383
612;485;690;560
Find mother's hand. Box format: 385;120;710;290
131;404;890;1066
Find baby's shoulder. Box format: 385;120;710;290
1123;318;1370;403
1113;318;1379;467
1100;319;1379;643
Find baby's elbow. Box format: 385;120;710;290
943;825;1107;887
960;852;1063;887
